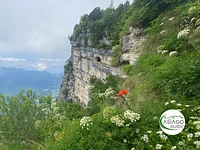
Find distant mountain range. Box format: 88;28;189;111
0;67;62;97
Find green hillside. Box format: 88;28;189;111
0;0;200;149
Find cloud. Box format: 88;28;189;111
32;63;47;71
0;57;26;62
39;58;62;62
0;0;131;73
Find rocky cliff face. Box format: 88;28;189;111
59;27;145;106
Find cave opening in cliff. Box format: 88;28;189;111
95;56;101;63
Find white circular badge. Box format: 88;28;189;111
159;109;185;135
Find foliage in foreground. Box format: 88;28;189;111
1;0;200;150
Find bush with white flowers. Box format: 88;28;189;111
80;116;93;130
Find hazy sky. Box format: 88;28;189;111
0;0;131;73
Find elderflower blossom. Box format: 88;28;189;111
171;146;177;150
141;134;149;143
160;134;168;140
156;144;162;149
169;51;178;57
170;100;176;104
111;115;125;127
185;105;190;107
187;133;193;140
165;102;169;105
193;121;200;125
177;29;190;39
80;117;93;129
177;103;182;106
193;121;200;130
178;141;184;145
194;132;200;137
194;141;200;148
190;116;199;120
124;110;140;122
147;130;152;134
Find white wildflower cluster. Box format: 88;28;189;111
178;141;185;146
157;45;165;51
188;6;197;14
147;130;152;134
80;116;93;130
141;134;149;143
165;102;169;106
124;110;140;122
171;146;177;150
98;87;115;98
177;29;190;39
187;133;193;140
160;134;168;140
190;116;200;120
156;45;165;54
170;100;176;104
104;87;115;98
157;130;168;140
194;132;200;137
124;139;127;143
193;120;200;130
176;103;182;106
169;51;178;57
156;131;163;135
194;141;200;148
111;115;125;127
156;144;162;149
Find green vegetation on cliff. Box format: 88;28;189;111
1;0;200;149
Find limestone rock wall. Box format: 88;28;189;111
59;27;145;106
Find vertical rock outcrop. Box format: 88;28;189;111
59;27;145;106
